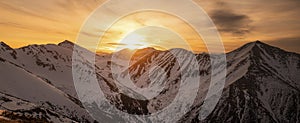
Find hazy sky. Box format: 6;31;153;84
0;0;299;53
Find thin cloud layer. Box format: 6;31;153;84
211;10;252;36
209;1;252;37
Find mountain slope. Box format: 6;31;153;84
0;56;92;122
0;40;299;122
0;42;95;122
180;41;300;123
0;92;75;122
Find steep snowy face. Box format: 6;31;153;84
0;40;299;122
130;47;157;61
0;42;17;61
112;48;205;114
13;43;76;97
0;56;93;122
0;41;153;122
0;41;103;122
0;41;105;98
124;48;199;87
83;48;206;122
107;47;157;72
180;41;300;123
249;41;300;89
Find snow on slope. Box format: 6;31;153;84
0;92;75;122
1;40;299;122
1;41;151;122
0;42;17;62
0;53;93;122
0;40;111;100
179;41;300;123
94;41;299;122
82;41;299;122
0;41;75;97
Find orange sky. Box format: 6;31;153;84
0;0;299;53
98;11;208;53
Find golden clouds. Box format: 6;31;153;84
0;0;299;53
99;11;206;53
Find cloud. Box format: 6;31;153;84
81;31;100;38
1;0;299;53
0;1;61;22
0;22;70;36
105;42;127;46
211;10;252;36
105;42;144;47
209;1;252;37
54;0;103;13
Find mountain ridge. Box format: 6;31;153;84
1;40;300;55
0;40;299;122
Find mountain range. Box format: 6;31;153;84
0;40;299;122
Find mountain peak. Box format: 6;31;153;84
115;48;133;54
115;47;157;55
135;47;157;54
58;40;74;46
248;40;290;54
251;40;274;48
58;40;74;50
229;40;276;55
254;40;263;44
0;41;13;51
0;41;9;47
136;47;156;51
244;40;269;47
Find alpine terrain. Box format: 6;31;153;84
0;40;299;122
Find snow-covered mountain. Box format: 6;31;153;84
0;41;95;122
0;40;299;122
180;41;300;123
0;40;152;122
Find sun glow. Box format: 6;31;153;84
119;33;149;50
98;11;207;53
